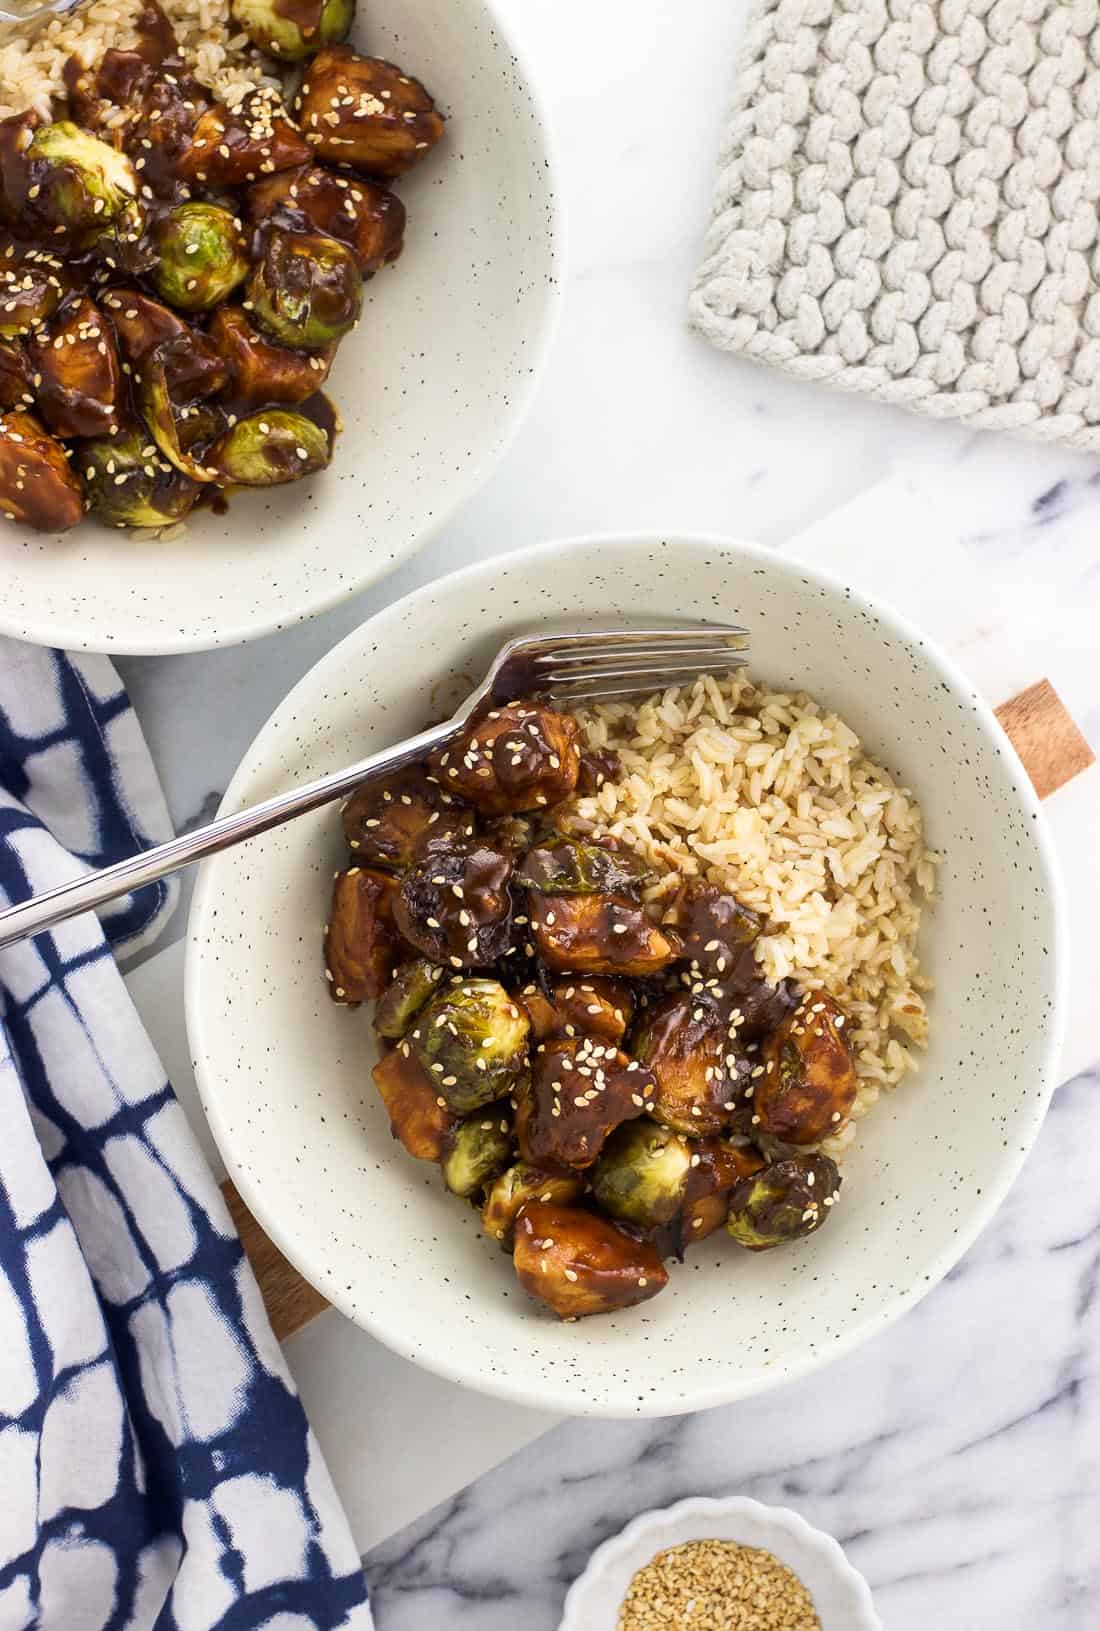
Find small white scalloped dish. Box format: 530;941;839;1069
559;1495;881;1630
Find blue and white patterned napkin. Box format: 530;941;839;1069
0;641;370;1630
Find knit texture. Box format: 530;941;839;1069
690;0;1100;448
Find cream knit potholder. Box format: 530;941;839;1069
690;0;1100;449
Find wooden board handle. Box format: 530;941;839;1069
228;675;1095;1344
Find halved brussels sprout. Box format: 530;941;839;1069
81;428;199;530
409;978;529;1113
661;880;761;979
590;1120;692;1231
753;990;857;1145
678;1141;764;1250
209;306;335;408
0;411;84;532
0;339;34;410
138;350;225;483
324;865;400;1004
441;1112;512;1199
102;288;188;366
373;958;444;1041
725;1153;841;1251
231;0;352;62
516;834;649;897
249;163;405;275
247;227;361;350
26;121;144;249
297;48;445;177
373;1043;458;1162
394;837;514;969
429;701;580;815
513;1201;668;1319
151;203;248;312
632;991;746;1137
341;767;471;870
0;247;66;338
480;1162;583;1249
206;410;330;486
30;295;121;439
529;891;681;978
515;1036;652;1172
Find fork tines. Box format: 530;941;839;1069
532;625;749;705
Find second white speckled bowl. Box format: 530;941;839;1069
186;532;1066;1417
559;1496;881;1630
0;0;561;653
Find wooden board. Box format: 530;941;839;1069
226;676;1095;1344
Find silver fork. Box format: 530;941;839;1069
0;624;747;948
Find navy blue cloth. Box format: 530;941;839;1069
0;644;370;1630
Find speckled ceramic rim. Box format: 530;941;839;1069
558;1495;882;1630
0;0;564;656
186;530;1068;1417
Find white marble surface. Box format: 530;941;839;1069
116;0;1100;1624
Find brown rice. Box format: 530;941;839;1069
566;672;938;1157
0;0;279;122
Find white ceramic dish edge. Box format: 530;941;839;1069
558;1494;882;1630
185;530;1068;1418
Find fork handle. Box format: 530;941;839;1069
0;718;457;950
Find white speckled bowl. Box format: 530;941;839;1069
559;1496;880;1630
0;0;560;654
186;532;1066;1417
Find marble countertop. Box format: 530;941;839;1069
117;0;1100;1625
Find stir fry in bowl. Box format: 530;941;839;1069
324;695;854;1322
0;0;444;534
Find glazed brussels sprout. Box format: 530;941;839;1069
590;1120;692;1231
373;957;444;1041
151;203;248;312
208;306;335;408
661;880;761;980
324;865;400;1003
247;227;362;351
177;91;311;189
25;121;144;249
480;1162;583;1249
516;834;649;897
373;1043;458;1162
206;409;330;486
513;1201;668;1319
515;1037;652;1172
678;1141;764;1250
101;288;187;363
441;1111;512;1199
297;48;445;177
0;246;66;339
0;339;33;410
753;990;857;1145
551;976;634;1046
632;991;746;1137
231;0;352;62
529;892;681;978
341;767;472;871
81;429;200;530
139;356;222;483
409;978;530;1113
30;295;121;439
0;411;85;532
394;837;514;969
430;701;581;815
725;1153;841;1251
248;163;405;275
